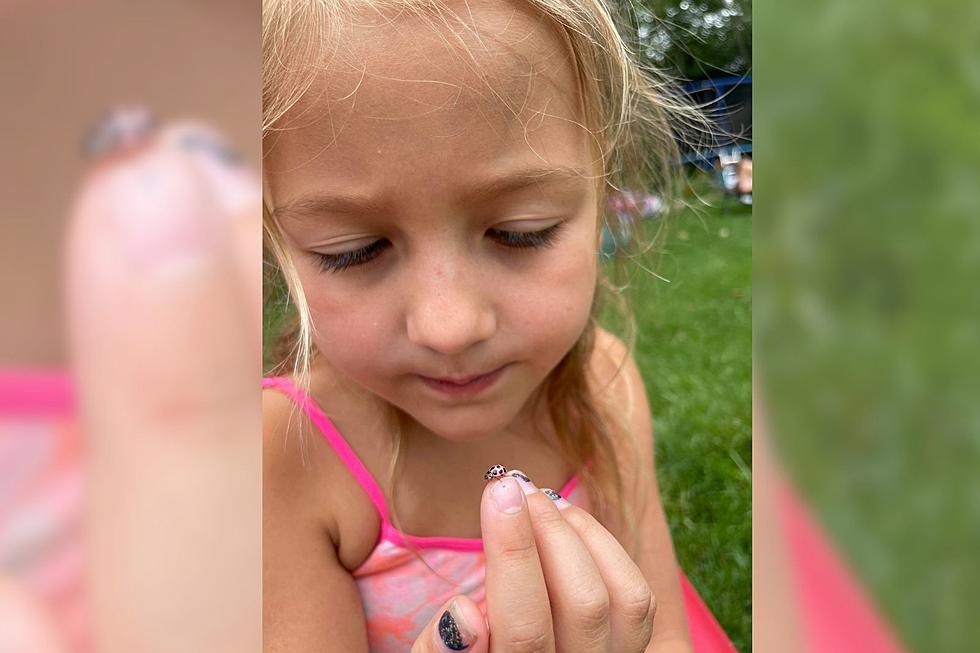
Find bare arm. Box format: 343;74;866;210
263;390;370;652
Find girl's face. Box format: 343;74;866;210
265;1;599;441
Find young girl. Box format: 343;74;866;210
262;1;728;652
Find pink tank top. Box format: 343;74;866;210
263;376;588;652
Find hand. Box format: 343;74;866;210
479;470;656;653
406;468;655;653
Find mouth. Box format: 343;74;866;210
417;364;509;398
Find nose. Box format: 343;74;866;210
405;258;496;356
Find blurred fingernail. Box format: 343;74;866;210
176;129;243;166
171;126;260;215
507;470;537;495
82;105;157;159
542;488;572;510
109;152;216;274
438;601;474;650
490;478;525;514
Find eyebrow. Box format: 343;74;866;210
462;165;592;203
272;165;591;223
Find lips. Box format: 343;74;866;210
425;370;499;385
417;364;508;398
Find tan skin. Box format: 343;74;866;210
263;1;691;651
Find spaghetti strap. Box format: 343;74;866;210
263;377;390;521
558;472;580;498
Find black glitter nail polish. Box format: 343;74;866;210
439;609;470;650
510;471;531;483
543;488;562;501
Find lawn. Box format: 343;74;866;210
601;179;752;651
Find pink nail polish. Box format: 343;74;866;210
490;478;525;514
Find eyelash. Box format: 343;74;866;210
313;223;564;273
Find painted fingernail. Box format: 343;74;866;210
507;469;537;495
176;129;243;166
490;478;525;514
167;125;260;216
542;488;572;510
82;105;158;159
438;601;474;650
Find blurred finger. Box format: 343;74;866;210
66;113;261;653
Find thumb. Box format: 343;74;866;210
411;595;488;653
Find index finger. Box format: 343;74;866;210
481;477;556;653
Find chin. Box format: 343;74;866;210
408;405;517;442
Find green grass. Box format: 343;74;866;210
602;182;752;651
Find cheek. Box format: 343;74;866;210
296;265;394;380
504;235;597;358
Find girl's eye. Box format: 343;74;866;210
487;222;564;249
312;222;564;273
313;239;390;273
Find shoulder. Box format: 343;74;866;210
587;327;654;446
262;379;383;572
587;329;661;555
262;383;316;478
262;385;335;526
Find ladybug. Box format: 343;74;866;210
483;464;508;481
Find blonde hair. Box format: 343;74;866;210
262;0;707;551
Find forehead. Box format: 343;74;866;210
264;0;593;207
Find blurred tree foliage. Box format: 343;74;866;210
626;0;752;80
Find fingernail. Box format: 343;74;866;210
82;105;158;159
108;151;216;275
438;601;474;650
507;469;537;495
175;129;243;166
169;126;260;216
490;478;525;514
542;488;572;510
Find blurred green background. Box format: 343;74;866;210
755;0;980;651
